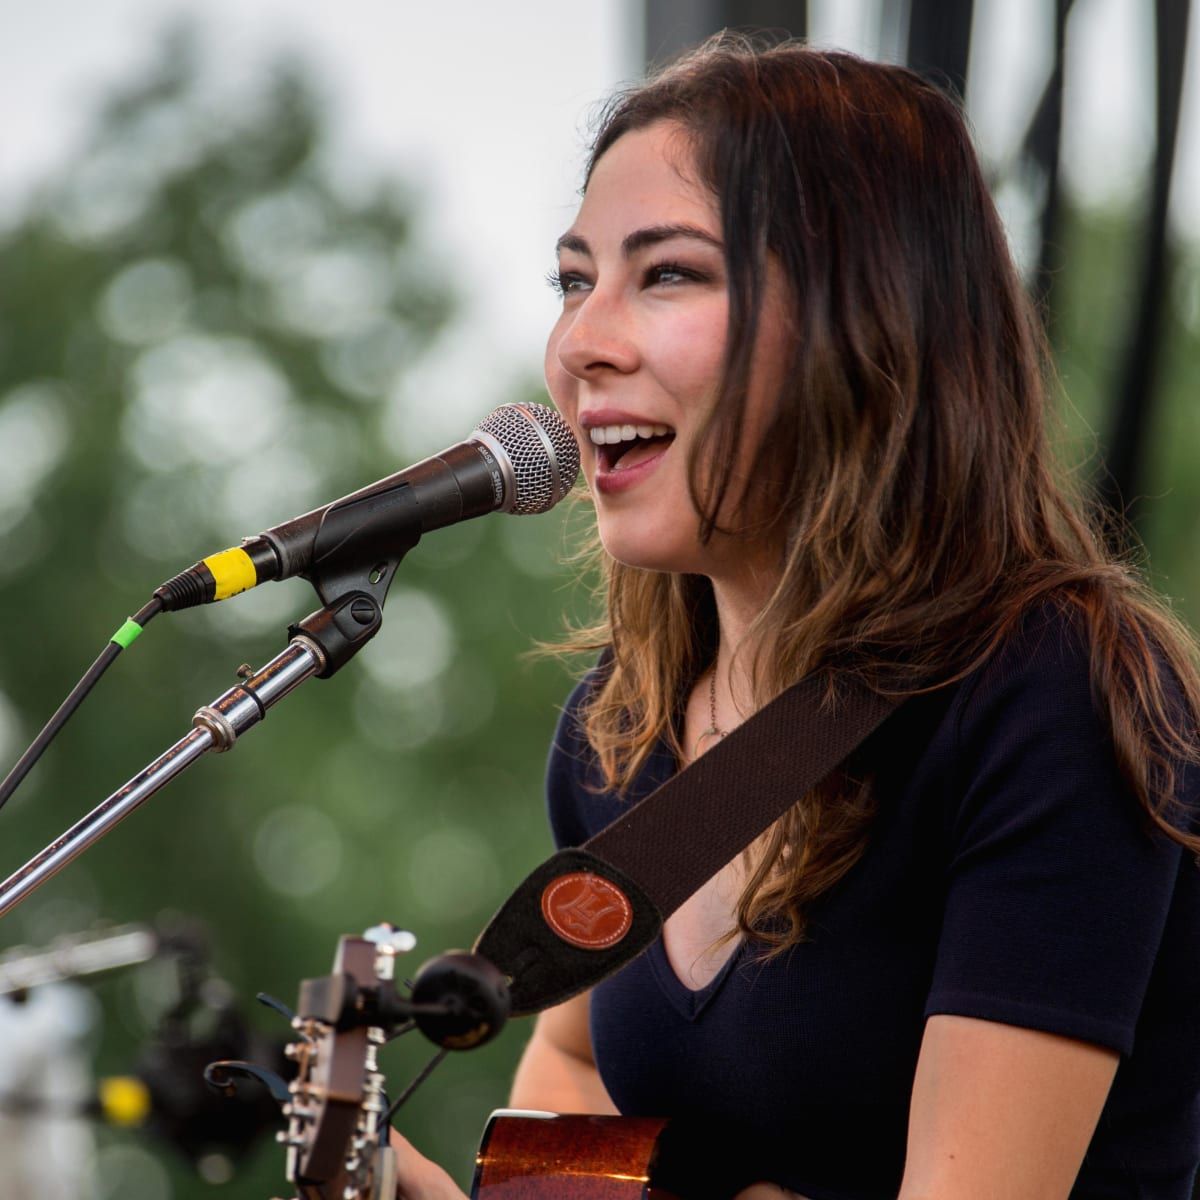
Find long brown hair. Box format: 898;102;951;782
558;34;1200;950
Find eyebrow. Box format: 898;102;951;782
555;223;724;259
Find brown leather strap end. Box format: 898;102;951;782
474;848;662;1017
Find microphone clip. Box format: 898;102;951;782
287;593;383;679
302;476;422;608
284;476;421;678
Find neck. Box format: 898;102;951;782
708;562;778;719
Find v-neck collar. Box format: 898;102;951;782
647;934;746;1020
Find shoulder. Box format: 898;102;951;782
924;602;1196;1056
949;598;1197;820
949;600;1114;785
958;599;1095;715
544;658;613;849
547;658;608;782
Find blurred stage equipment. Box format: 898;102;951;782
0;977;96;1200
0;922;158;998
0;917;290;1194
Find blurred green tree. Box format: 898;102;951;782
0;24;590;1198
1050;205;1200;622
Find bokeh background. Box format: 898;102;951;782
0;1;1198;1197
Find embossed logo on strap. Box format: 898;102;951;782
541;872;633;950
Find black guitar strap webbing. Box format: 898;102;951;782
476;675;900;1017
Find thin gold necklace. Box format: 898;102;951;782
694;647;728;754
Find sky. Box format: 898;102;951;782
1;0;1198;430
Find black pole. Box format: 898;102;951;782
643;0;807;67
1028;0;1075;321
905;0;976;99
1097;0;1192;526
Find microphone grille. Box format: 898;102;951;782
473;402;580;515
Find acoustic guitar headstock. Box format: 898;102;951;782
283;934;398;1199
206;926;510;1200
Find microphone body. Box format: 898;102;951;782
257;436;506;582
155;402;577;612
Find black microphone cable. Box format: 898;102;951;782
0;595;163;814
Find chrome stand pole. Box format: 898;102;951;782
0;636;326;920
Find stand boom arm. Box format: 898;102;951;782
0;637;325;920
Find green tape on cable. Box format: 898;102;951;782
111;618;144;650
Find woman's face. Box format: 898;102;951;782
545;120;789;582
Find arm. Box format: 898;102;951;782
898;1014;1119;1200
509;989;618;1113
393;991;614;1199
897;614;1181;1197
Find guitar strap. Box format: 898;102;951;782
475;672;900;1017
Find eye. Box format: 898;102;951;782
546;268;591;298
644;261;706;287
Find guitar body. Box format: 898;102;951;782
472;1112;681;1199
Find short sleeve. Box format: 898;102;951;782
925;615;1185;1055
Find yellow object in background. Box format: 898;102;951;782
98;1075;152;1127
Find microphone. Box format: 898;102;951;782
153;402;579;612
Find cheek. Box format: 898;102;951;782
646;301;727;407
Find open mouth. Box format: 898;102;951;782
590;423;676;472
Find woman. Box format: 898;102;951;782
396;36;1200;1199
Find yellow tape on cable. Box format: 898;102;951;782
203;547;258;601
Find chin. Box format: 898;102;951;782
595;525;702;576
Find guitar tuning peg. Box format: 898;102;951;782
362;924;417;954
204;1060;292;1107
255;991;297;1023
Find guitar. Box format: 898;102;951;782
205;932;747;1199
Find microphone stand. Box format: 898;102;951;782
0;590;385;921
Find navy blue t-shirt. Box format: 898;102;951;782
546;610;1200;1198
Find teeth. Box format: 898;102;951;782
588;423;671;445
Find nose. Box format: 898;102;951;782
553;292;639;380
